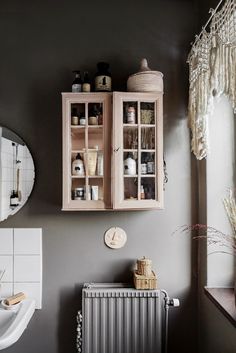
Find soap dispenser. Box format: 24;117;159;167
124;152;136;175
72;153;85;176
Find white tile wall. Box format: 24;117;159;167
0;228;13;254
0;256;13;282
14;256;41;282
14;228;42;255
0;138;35;222
14;283;42;308
0;283;13;297
0;228;42;309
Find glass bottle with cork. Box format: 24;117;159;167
82;71;91;92
71;107;79;125
95;62;112;92
72;71;83;92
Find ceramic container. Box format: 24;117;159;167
127;58;163;93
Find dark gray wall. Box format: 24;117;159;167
0;1;199;352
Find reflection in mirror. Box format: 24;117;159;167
0;127;35;222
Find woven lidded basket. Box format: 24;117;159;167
127;58;163;93
137;256;152;277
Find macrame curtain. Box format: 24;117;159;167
188;0;236;160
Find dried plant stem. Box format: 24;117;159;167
223;189;236;238
0;270;5;282
175;224;236;257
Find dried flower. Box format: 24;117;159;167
223;189;236;238
175;190;236;257
175;224;236;257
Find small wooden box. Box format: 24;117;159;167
134;270;157;290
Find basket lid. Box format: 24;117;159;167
129;58;163;78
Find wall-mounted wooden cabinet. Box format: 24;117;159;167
62;92;163;211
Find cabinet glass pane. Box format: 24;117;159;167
141;177;156;200
88;178;104;201
123;126;138;150
71;178;86;201
85;149;104;177
140;102;155;125
71;103;86;126
124;177;138;200
88;103;103;126
123;151;138;200
123;151;138;176
141;127;155;150
120;98;158;204
71;129;85;151
88;128;103;150
140;152;155;175
71;151;85;176
70;101;105;204
123;101;138;124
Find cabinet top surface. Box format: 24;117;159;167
61;91;162;96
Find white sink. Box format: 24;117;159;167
0;299;35;350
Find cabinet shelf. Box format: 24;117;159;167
71;125;85;129
88;125;103;129
71;150;84;154
141;149;155;153
71;125;103;129
71;175;85;179
140;124;156;127
123;149;138;152
71;175;103;179
140;174;156;177
88;175;103;179
71;149;103;153
123;124;138;127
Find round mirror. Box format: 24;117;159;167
0;127;35;222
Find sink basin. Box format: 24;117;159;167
0;299;35;350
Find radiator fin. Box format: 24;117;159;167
82;284;162;353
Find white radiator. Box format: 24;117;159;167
82;283;163;353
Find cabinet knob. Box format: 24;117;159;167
114;147;120;153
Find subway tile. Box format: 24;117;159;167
14;229;42;255
2;181;12;197
0;283;13;298
26;157;34;170
1;138;13;153
0;255;13;282
14;255;41;282
17;145;24;158
1;167;13;182
25;169;35;181
0;228;13;254
14;282;42;309
1;153;13;168
25;182;34;196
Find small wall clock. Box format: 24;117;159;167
104;227;127;249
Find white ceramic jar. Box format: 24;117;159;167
124;153;136;175
72;154;85;176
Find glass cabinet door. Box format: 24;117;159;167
62;93;111;210
113;92;163;209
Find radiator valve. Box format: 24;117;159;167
168;298;180;307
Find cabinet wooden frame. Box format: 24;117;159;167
62;93;112;210
113;92;163;210
62;92;163;211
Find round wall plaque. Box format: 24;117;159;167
104;227;127;249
